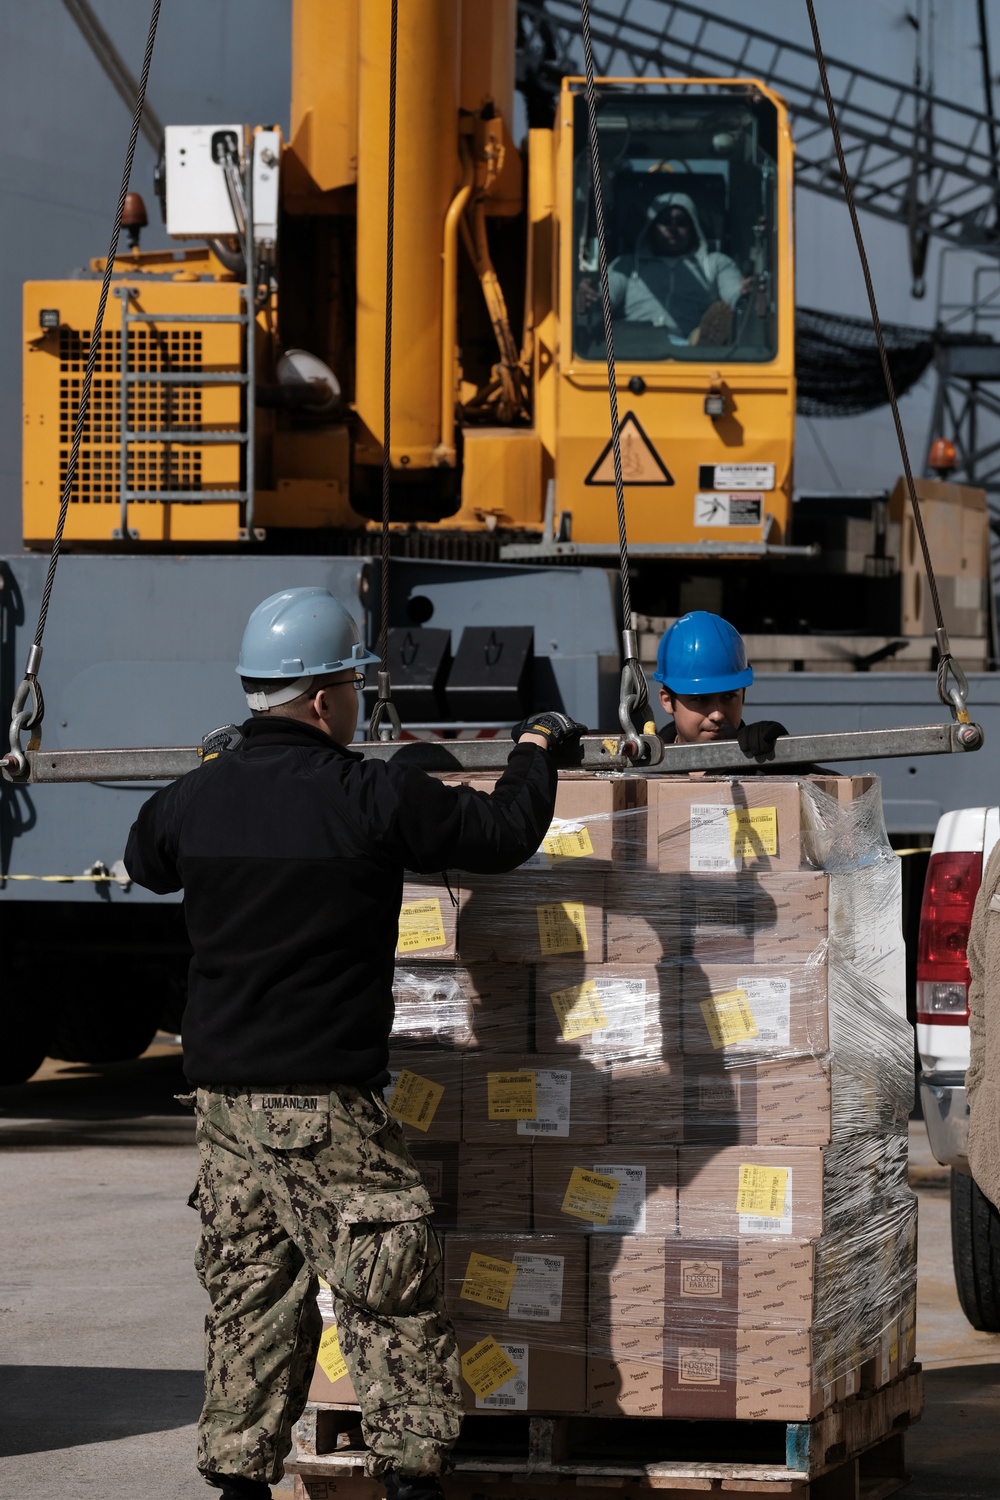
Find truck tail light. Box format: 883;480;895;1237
916;850;983;1024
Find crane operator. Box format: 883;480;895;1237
576;192;751;344
653;611;787;756
123;587;585;1500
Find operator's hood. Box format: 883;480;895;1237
635;191;710;262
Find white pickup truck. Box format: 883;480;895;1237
918;805;1000;1329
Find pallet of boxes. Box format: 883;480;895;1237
291;770;922;1499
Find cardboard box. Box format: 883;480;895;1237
386;1051;462;1142
647;779;805;874
532;774;647;868
608;1059;684;1145
308;1314;358;1404
889;476;989;638
605;871;830;967
444;1233;586;1323
533;962;681;1057
588;1325;666;1416
677;1145;825;1239
458;872;605;965
396;878;458;960
588;1236;818;1328
391;964;532;1051
589;1323;832;1420
678;1057;835;1147
407;1142;460;1229
455;1319;587;1413
462;1055;608;1144
532;1146;677;1236
457;1145;533;1230
680;962;830;1058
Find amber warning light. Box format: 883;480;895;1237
916;851;983;1024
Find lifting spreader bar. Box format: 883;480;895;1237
2;722;982;785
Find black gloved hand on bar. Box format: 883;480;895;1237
737;719;788;757
511;711;588;760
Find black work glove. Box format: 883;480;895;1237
512;711;588;760
737;719;788;757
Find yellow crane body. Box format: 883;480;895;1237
21;0;796;556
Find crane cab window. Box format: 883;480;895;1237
572;91;779;364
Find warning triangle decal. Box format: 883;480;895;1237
584;411;674;487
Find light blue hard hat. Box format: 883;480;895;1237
652;611;753;695
236;587;380;679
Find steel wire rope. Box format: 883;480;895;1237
3;0;162;779
368;0;402;743
579;0;650;738
806;0;970;724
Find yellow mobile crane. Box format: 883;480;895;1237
21;0;794;563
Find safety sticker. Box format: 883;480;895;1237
397;898;447;953
729;806;778;858
550;979;608;1040
591;976;647;1052
737;1164;793;1234
536;902;589;954
700;988;759;1049
698;461;775;491
517;1068;571;1138
736;975;791;1048
460;1252;518;1312
690;804;741;872
488;1071;538;1121
586;410;674;486
561;1166;621;1225
693;493;763;528
591;1163;647;1234
475;1341;528;1410
510;1252;565;1322
541;819;595;861
461;1336;522;1403
387;1069;444;1131
317;1324;349;1385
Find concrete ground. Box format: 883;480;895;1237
0;1046;997;1499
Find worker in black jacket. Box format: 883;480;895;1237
124;586;583;1500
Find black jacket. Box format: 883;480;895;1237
124;718;557;1086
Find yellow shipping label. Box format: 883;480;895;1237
536;902;589;955
487;1071;538;1120
561;1165;620;1225
736;1164;789;1219
388;1069;444;1131
461;1336;520;1400
460;1252;518;1311
700;988;759;1049
550;979;608;1040
397;898;448;954
542;823;595;860
728;806;778;858
317;1324;349;1385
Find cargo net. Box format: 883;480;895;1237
796;306;935;418
312;774;916;1422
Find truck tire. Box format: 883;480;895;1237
951;1167;1000;1331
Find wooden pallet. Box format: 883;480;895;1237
288;1365;921;1499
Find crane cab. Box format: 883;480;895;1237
539;78;795;552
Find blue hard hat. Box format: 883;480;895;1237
652;611;753;695
236;587;380;679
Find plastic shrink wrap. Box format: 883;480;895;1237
311;772;916;1422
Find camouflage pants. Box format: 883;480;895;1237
193;1083;462;1486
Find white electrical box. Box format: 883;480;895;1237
252;129;282;246
164;123;245;239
